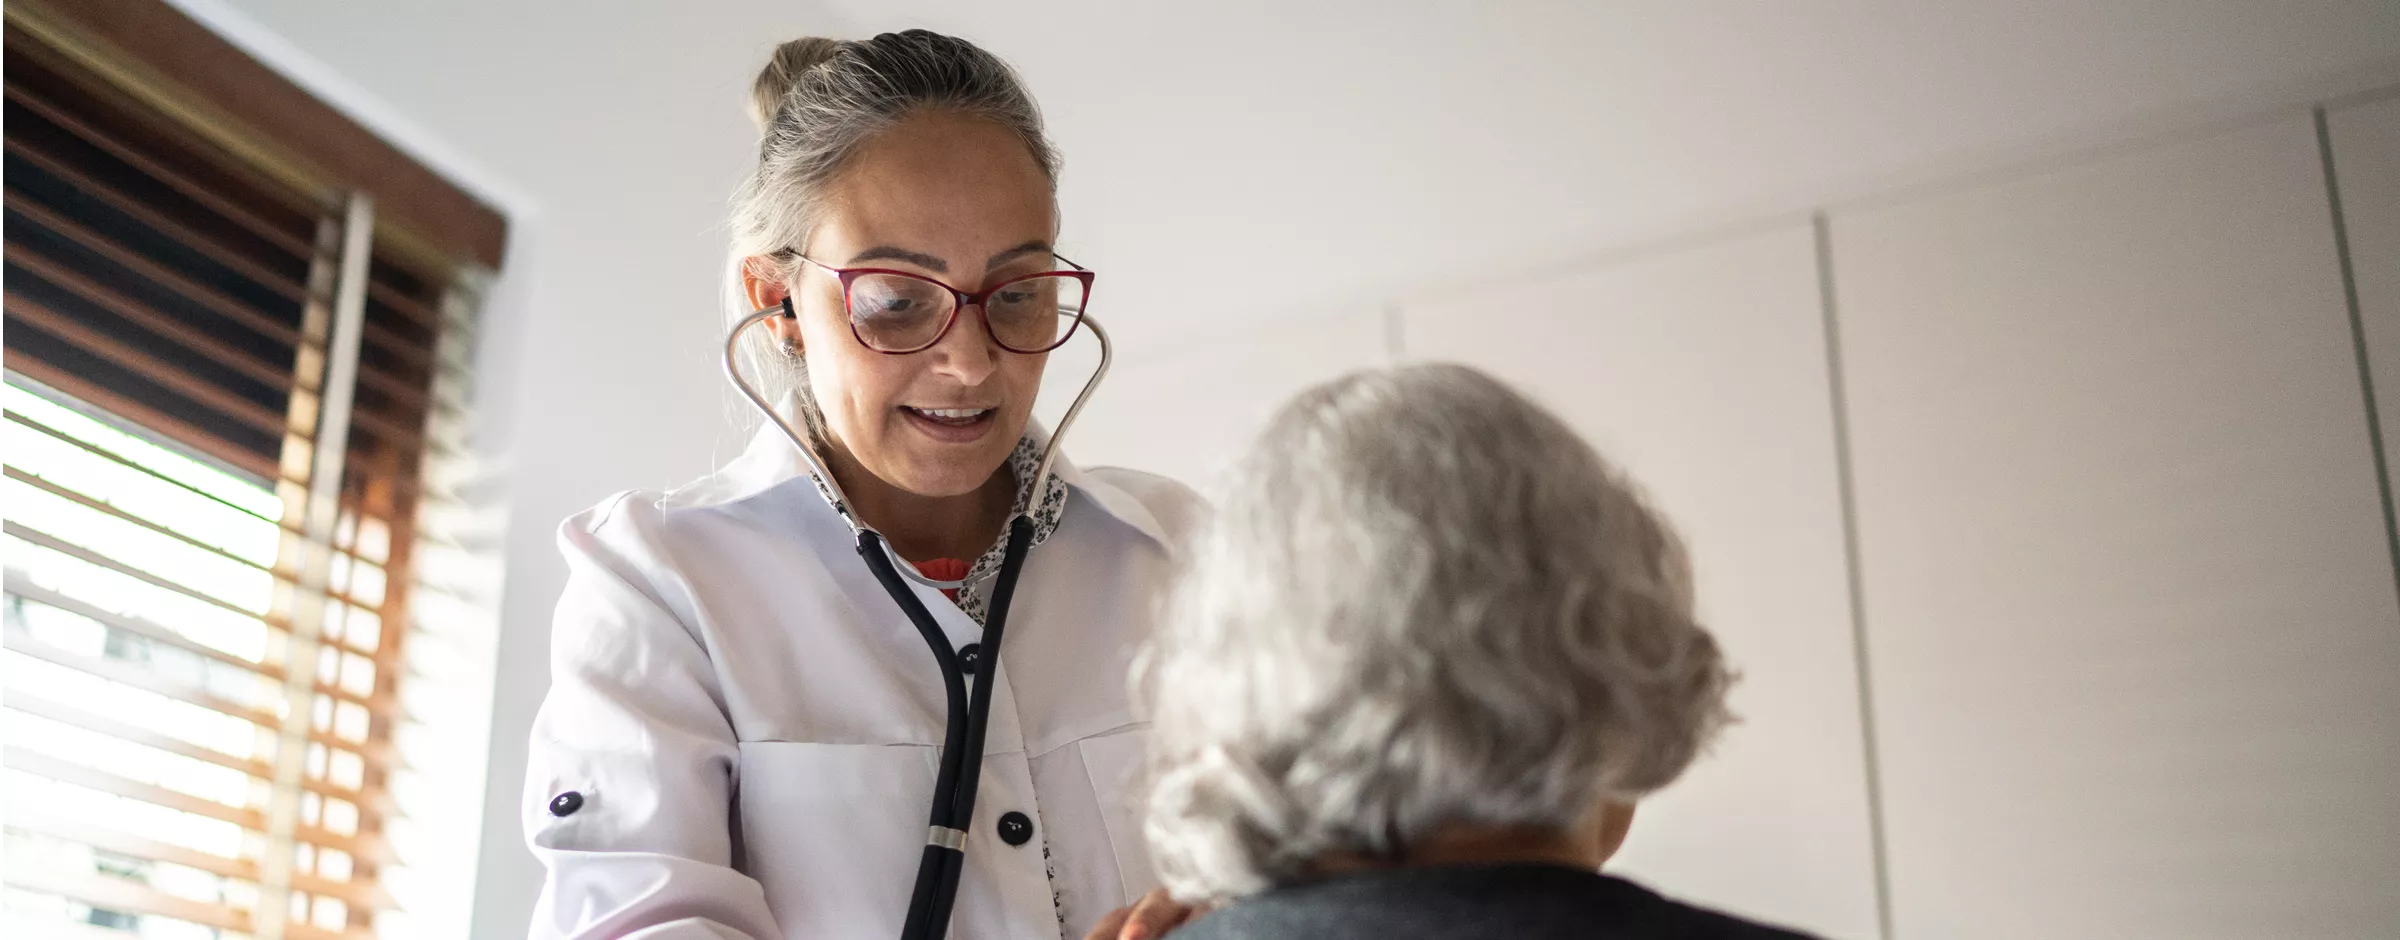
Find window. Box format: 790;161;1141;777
3;1;506;937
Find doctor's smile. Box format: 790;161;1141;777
900;405;1000;441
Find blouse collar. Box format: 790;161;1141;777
675;395;1169;586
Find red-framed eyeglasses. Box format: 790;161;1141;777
791;254;1095;355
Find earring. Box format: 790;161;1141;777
780;337;801;358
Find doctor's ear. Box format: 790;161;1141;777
741;255;803;351
741;255;793;311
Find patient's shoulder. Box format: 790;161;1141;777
1172;865;1823;940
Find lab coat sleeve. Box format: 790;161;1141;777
524;493;780;939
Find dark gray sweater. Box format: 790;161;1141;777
1170;864;1825;940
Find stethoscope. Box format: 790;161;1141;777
721;291;1112;940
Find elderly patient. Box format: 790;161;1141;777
1133;364;1820;940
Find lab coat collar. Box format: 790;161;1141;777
671;394;1174;551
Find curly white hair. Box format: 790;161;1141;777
1137;362;1733;902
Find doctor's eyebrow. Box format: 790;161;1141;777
843;241;1053;274
984;241;1053;269
846;246;949;271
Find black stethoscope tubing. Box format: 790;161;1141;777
857;515;1036;940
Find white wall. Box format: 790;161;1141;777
1828;110;2400;939
188;2;2400;937
1043;306;1394;485
2330;93;2400;506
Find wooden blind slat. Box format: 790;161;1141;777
4;576;394;716
7;189;446;396
2;623;402;770
3;293;290;437
6;693;371;804
6;519;266;619
5;624;286;728
367;278;441;332
7;746;270;830
5;625;402;787
10;462;272;569
5;816;393;911
5;134;309;302
4;410;275;521
7;860;380;940
0;80;313;258
348;346;439;419
6;409;405;561
6;357;279;479
5;222;435;413
18;915;187;940
4;125;444;350
2;228;438;419
6;240;295;392
3;858;252;933
8;691;277;779
5;572;279;677
7;813;259;886
6;748;383;861
4;405;416;585
4;518;413;665
346;400;426;454
6;187;303;344
8;464;398;618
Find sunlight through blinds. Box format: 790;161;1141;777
3;10;497;937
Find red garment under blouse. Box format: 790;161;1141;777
909;557;969;601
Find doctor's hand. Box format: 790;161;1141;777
1083;887;1197;940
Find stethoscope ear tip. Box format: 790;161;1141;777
780;295;796;318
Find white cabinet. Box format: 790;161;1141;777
1404;224;1885;940
1828;112;2400;939
2329;93;2400;525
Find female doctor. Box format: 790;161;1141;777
524;31;1200;940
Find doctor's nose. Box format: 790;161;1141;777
924;302;1001;386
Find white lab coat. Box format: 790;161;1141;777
523;412;1203;940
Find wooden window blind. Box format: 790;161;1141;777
2;3;504;938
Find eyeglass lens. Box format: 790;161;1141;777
847;272;1087;353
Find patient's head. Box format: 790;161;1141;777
1138;363;1732;904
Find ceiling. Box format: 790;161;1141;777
217;0;2400;337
